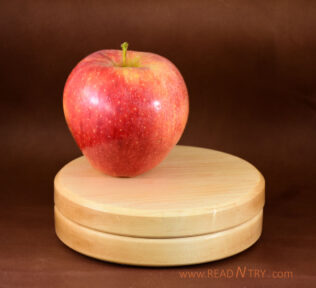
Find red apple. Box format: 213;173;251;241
63;43;189;177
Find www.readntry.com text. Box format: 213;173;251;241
178;266;294;280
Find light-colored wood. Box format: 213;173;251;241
55;207;263;267
54;145;264;238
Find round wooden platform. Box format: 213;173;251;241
55;145;264;238
54;145;265;266
55;207;263;267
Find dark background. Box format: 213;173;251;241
1;0;315;287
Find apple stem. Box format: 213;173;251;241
121;42;129;67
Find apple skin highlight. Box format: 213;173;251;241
63;48;189;177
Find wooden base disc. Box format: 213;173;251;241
54;145;265;238
55;207;263;267
54;145;265;266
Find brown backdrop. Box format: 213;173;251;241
0;0;315;287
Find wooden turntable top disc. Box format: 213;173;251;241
54;145;264;238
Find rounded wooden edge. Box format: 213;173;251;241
55;186;264;238
55;207;263;267
55;146;265;218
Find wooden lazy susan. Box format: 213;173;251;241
54;145;265;266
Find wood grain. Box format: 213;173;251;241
55;207;263;267
54;145;265;238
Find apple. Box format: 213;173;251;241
63;42;189;177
